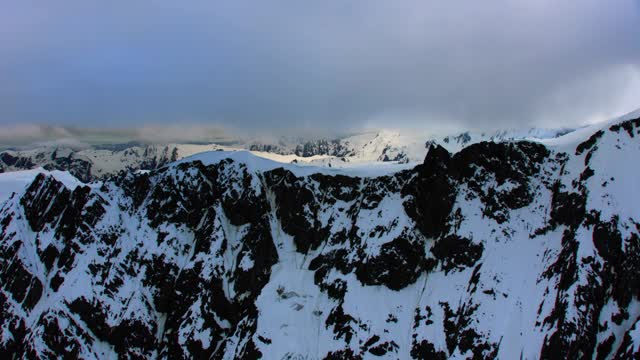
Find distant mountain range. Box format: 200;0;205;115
0;126;579;182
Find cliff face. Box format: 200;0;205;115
0;116;639;359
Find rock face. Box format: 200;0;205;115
0;149;94;183
250;139;353;158
0;116;639;359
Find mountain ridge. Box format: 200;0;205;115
0;124;584;183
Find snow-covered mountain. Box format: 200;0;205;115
248;127;579;168
0;126;577;182
0;111;638;359
0;144;220;183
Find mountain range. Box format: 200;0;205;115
0;126;578;183
0;111;638;358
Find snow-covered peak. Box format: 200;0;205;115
0;167;83;204
176;149;415;178
541;107;640;149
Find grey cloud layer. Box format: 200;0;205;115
1;0;639;130
0;124;235;150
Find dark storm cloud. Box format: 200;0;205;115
1;0;639;131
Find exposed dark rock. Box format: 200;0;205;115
411;340;447;360
68;297;112;341
264;167;328;253
355;236;426;290
609;116;640;138
576;130;604;155
440;301;498;359
549;181;586;229
0;153;18;167
402;144;456;239
28;311;89;358
21;174;71;232
40;244;59;272
325;304;357;344
118;171;151;208
431;235;484;273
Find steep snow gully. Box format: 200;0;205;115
1;112;640;359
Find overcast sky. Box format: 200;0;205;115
1;0;639;134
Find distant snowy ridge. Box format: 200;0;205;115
0;124;580;181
